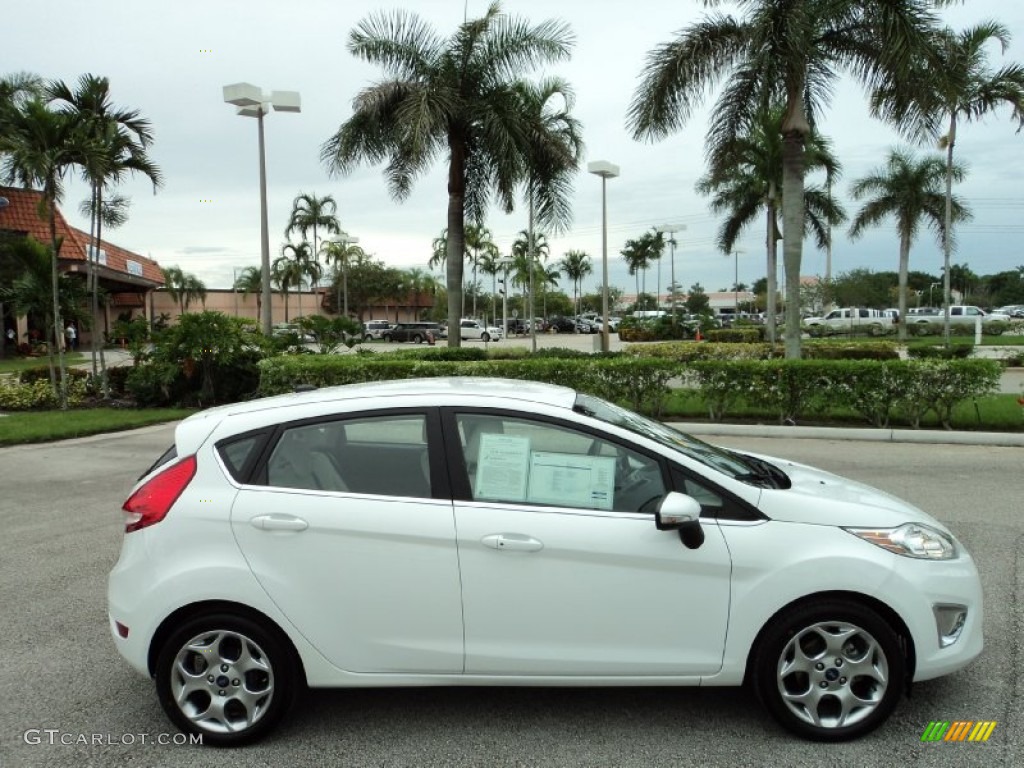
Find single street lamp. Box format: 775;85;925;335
223;83;301;335
655;224;686;323
588;160;619;352
499;257;513;341
731;249;745;314
328;231;359;317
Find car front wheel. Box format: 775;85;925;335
752;599;905;742
154;613;298;747
481;332;490;342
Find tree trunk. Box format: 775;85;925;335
897;233;910;342
942;112;957;347
88;183;98;380
48;189;69;409
781;129;807;360
95;185;109;397
765;194;779;345
446;137;466;348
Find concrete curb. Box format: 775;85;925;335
668;422;1024;447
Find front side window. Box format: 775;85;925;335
455;413;665;513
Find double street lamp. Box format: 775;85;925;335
588;160;620;353
223;83;301;335
655;223;686;323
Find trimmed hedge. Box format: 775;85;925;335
704;328;762;344
685;358;1002;428
257;355;677;416
628;341;899;362
906;343;973;360
0;377;89;410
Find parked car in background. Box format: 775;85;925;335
994;305;1024;318
905;306;1011;335
802;308;894;337
574;317;599;334
271;323;315;343
545;316;577;333
382;322;441;344
459;319;502;342
362;320;392;341
110;377;982;746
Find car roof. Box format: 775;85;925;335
175;377;579;451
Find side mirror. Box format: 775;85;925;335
655;492;705;550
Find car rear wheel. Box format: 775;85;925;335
752;599;905;742
413;334;423;344
481;332;490;342
155;613;298;747
382;334;392;343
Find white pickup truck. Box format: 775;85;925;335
905;306;1012;336
802;308;895;337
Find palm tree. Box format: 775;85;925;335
321;2;575;346
0;96;102;407
402;267;438;319
320;237;366;316
234;266;263;320
477;249;504;326
696;106;844;342
620;230;664;308
278;241;316;318
873;21;1024;343
48;75;161;389
284;192;341;286
161;267;206;315
559;250;592;318
513;76;583;347
628;0;940;358
0;236;88;388
848;149;970;340
272;254;303;322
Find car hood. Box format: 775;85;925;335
745;453;947;530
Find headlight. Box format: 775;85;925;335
844;523;958;560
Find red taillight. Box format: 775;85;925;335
122;455;197;533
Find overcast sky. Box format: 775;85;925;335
6;0;1024;297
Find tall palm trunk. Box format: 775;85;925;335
95;184;109;396
942;113;957;346
528;182;537;353
897;233;911;342
765;188;779;345
446;138;466;348
781;130;806;360
87;184;99;380
47;189;69;409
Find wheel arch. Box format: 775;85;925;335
742;590;916;687
147;599;307;684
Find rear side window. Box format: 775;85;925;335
216;432;269;483
139;445;177;481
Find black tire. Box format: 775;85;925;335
481;332;490;342
154;613;299;747
413;334;423;344
913;323;931;337
363;334;372;342
751;599;905;742
382;334;392;343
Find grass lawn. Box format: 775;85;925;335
0;407;195;446
0;353;85;375
663;391;1024;431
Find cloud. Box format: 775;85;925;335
179;246;231;254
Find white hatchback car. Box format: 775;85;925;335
109;378;982;746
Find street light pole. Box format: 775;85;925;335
588;161;620;353
223;83;301;336
732;249;744;314
655;224;686;324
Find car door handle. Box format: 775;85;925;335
250;514;309;532
481;534;544;552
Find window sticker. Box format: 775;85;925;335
474;434;531;501
527;452;616;510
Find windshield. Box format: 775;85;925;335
573;393;757;479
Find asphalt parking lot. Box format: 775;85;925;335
0;425;1020;767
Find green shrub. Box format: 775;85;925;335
629;341;775;362
125;362;189;407
704;329;762;344
801;342;900;360
18;365;89;385
385;347;488;361
906;343;974;360
682;358;1002;427
104;366;132;397
0;378;88;410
